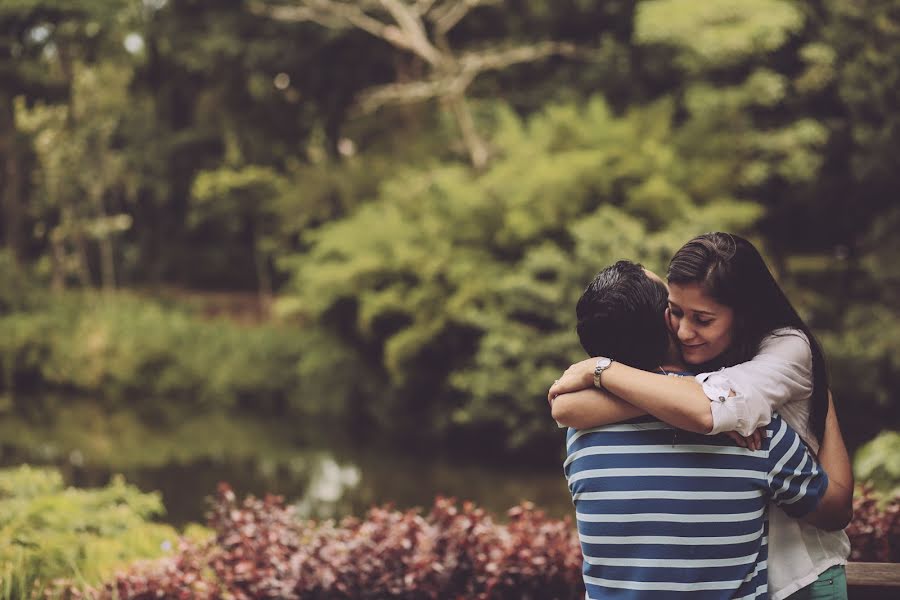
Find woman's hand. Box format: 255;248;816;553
548;357;598;403
724;427;764;451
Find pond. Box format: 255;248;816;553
0;400;574;527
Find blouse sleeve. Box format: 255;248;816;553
697;329;813;436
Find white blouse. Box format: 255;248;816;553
695;327;850;600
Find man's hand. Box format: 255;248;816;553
548;357;598;404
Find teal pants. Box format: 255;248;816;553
784;565;848;600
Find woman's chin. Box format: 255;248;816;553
681;348;712;365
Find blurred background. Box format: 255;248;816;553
1;0;898;559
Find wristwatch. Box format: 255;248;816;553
593;357;614;389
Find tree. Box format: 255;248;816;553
252;0;579;168
0;0;127;265
279;97;761;449
18;62;134;291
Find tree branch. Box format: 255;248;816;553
379;0;443;66
429;0;501;36
458;41;578;75
355;75;471;113
251;1;412;54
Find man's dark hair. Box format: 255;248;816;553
576;260;669;371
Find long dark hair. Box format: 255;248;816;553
667;232;830;442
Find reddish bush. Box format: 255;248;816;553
846;486;900;562
68;484;583;599
59;483;898;599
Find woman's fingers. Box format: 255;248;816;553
725;429;764;451
725;431;747;448
547;358;597;402
750;427;764;451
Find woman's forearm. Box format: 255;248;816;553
551;388;647;429
599;362;714;434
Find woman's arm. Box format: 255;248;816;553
549;358;714;433
804;391;854;530
548;330;813;436
551;388;646;429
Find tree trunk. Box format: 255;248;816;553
0;93;23;263
93;183;117;292
446;93;489;170
253;220;273;316
50;236;66;291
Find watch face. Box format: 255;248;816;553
597;357;612;369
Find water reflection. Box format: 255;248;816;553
293;455;361;519
0;402;573;527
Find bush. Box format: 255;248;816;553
846;485;900;562
0;466;188;599
0;293;311;416
853;431;900;496
40;482;900;599
78;485;584;599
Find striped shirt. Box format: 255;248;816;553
565;414;828;599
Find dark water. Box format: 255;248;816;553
0;402;573;527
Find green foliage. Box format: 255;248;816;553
0;465;187;597
0;251;33;315
0;0;897;458
635;0;805;72
0;293;311;416
854;431;900;496
281;97;761;447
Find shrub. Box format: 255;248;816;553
853;431;900;496
78;485;583;599
846;485;900;562
41;482;900;599
0;466;186;599
0;293;309;416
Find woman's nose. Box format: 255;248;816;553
677;321;696;342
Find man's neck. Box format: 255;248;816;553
662;338;688;372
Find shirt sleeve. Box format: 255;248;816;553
697;329;813;436
765;416;829;518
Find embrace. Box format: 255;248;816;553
548;233;853;599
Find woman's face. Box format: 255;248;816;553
666;282;735;365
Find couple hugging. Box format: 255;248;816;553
548;233;853;600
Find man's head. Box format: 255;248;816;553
576;260;670;371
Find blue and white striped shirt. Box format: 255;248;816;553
565;414;828;599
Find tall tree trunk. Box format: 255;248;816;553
0;93;23;263
98;231;117;292
60;205;93;288
50;235;66;291
252;220;273;315
446;93;488;170
92;184;117;292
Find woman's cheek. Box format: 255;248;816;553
665;308;678;335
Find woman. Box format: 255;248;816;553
549;233;853;600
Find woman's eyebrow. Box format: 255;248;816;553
692;309;716;317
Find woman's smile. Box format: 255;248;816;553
666;282;735;365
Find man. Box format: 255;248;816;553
551;261;847;599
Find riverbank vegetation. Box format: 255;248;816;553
2;470;896;599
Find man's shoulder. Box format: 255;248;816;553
659;364;693;377
566;416;670;443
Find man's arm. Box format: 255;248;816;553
551;388;646;429
804;392;854;530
